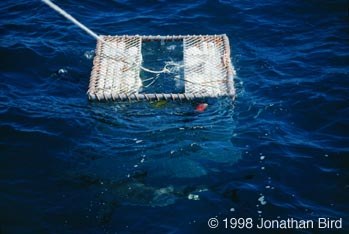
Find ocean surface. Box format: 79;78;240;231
1;0;348;233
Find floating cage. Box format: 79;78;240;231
87;34;235;101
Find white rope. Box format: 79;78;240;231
42;0;103;42
41;0;169;74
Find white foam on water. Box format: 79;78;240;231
258;195;267;205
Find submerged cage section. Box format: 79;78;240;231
87;34;235;101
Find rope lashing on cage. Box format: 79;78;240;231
41;0;170;75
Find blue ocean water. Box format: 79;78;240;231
1;0;349;233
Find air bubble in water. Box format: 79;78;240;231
167;45;176;51
258;195;267;205
188;194;200;200
58;68;68;75
84;50;95;60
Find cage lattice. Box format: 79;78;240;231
87;34;235;101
